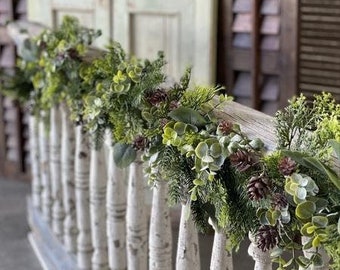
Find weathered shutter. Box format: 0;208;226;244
0;0;29;179
298;0;340;101
113;0;217;84
223;0;297;115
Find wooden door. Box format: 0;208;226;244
27;0;113;48
113;0;217;84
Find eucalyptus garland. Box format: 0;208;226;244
17;16;101;119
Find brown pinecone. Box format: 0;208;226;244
247;175;270;200
217;120;233;135
230;150;254;172
271;193;288;210
256;225;279;251
278;156;297;176
146;88;168;106
169;100;179;110
133;135;149;151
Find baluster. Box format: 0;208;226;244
50;105;65;241
149;180;172;270
90;145;109;269
248;232;272;270
126;154;148;270
209;219;233;270
75;125;93;269
301;236;330;270
60;104;77;253
39;111;52;225
29;114;41;209
176;203;200;270
106;132;127;270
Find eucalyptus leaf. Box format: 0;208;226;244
329;139;340;159
168;107;207;127
113;143;137;168
296;201;316;220
312;215;328;228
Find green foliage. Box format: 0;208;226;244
18;16;101;118
0;67;33;105
82;43;166;150
275;92;340;160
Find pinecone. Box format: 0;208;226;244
133;136;149;151
229;150;254;172
217;120;233;135
256;225;279;251
169;100;179;110
247;175;270;200
146;88;168;107
271;193;288;210
278;156;297;176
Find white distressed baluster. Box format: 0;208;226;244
127;154;148;270
75;125;93;269
90;145;109;269
248;233;272;270
39;111;52;225
209;219;233;270
50;105;65;241
149;180;172;270
29;114;41;209
106;133;127;270
176;203;200;270
61;104;77;253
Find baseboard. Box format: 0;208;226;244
26;197;77;270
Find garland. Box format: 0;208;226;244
2;15;339;269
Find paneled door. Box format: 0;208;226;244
113;0;217;84
27;0;113;48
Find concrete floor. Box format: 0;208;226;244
0;178;42;270
0;177;254;270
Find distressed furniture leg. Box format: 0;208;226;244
90;146;109;269
60;104;77;253
176;203;200;270
149;180;172;270
75;125;92;269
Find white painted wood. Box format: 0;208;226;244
106;132;127;270
176;203;200;270
39;111;52;226
248;233;272;270
126;154;148;270
89;145;109;270
301;236;330;270
27;0;113;48
149;180;172;270
74;125;93;269
29;115;41;210
209;219;233;270
60;104;77;253
113;0;217;84
50;105;65;241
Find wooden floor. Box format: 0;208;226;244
0;177;42;270
0;177;254;270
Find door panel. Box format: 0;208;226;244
27;0;113;48
114;0;217;84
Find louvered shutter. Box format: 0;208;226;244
0;0;29;179
222;0;297;115
298;0;340;101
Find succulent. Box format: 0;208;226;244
146;88;168;107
